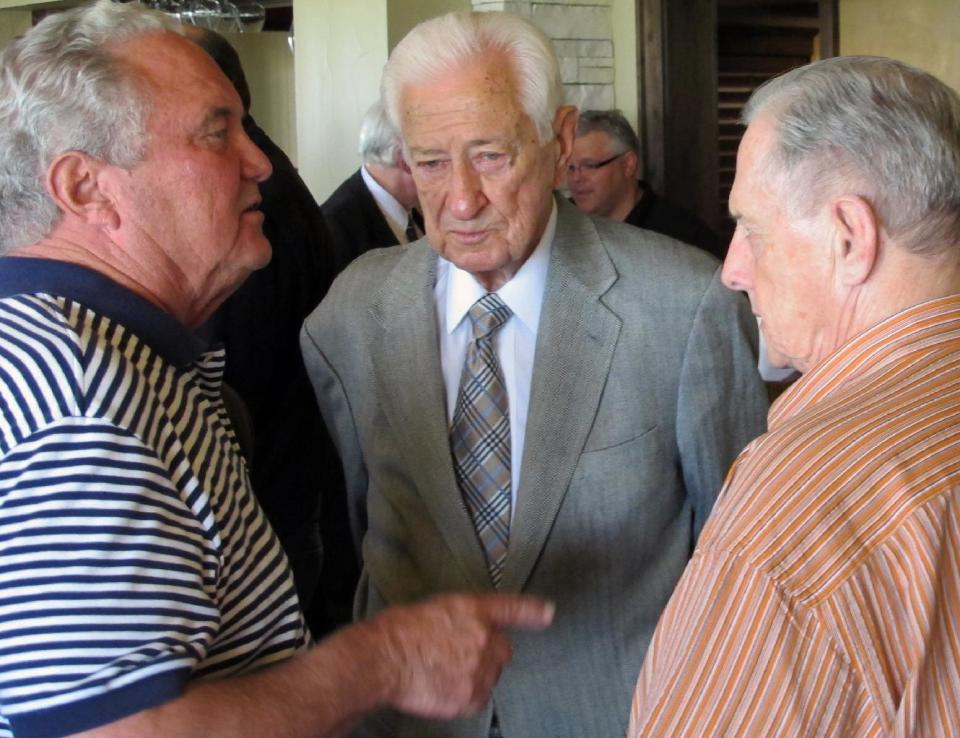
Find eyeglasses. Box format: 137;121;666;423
567;152;626;176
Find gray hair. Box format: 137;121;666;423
743;55;960;255
358;100;402;168
0;0;180;252
381;11;564;144
576;109;640;156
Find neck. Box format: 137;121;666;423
10;223;199;328
839;241;960;346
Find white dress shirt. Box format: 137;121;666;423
360;165;413;244
435;201;557;508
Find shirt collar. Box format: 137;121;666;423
0;256;208;367
444;199;557;335
361;164;409;234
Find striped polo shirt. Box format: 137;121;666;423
0;258;308;738
629;294;960;737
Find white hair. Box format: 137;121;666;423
744;55;960;255
0;0;180;252
358;100;402;168
380;11;564;144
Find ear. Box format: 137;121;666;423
396;149;412;175
831;194;878;286
622;150;639;179
45;151;120;230
551;106;579;187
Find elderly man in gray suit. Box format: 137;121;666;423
301;10;768;738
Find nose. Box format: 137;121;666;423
447;159;487;221
240;128;273;183
720;224;753;293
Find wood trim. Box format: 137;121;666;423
640;0;665;193
819;0;839;57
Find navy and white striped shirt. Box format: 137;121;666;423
0;258;307;738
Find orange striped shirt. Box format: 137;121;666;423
628;295;960;738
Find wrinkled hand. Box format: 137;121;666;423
366;592;554;720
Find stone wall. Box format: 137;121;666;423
472;0;616;111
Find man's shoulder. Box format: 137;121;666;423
0;294;85;450
589;216;721;286
306;242;428;322
319;169;367;214
0;292;80;371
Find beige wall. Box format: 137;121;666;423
612;0;639;135
388;0;471;51
228;32;297;163
293;0;388;202
0;8;30;49
840;0;960;92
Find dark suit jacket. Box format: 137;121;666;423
207;117;358;637
301;198;768;737
320;169;400;263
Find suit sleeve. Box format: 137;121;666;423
675;268;768;538
300;297;369;558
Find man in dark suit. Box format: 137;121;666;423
191;27;357;637
321;100;421;260
302;10;768;738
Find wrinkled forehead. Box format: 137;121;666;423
109;31;242;128
399;51;524;125
110;30;234;100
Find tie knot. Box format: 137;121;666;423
469;293;511;340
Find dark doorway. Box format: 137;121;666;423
638;0;837;252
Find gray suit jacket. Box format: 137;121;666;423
301;199;768;737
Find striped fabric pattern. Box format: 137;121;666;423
0;267;307;738
629;295;960;738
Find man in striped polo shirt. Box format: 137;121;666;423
0;3;552;738
629;57;960;736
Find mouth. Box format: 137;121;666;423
449;229;490;245
243;200;262;213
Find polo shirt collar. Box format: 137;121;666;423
0;256;208;367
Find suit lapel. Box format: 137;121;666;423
369;246;492;587
500;200;622;592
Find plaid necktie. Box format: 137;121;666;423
451;293;512;587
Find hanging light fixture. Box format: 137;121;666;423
141;0;265;33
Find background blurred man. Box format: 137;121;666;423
192;26;358;638
568;109;723;259
322;100;422;260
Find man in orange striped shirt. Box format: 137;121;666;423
629;56;960;737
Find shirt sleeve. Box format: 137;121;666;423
0;417;221;738
628;548;866;738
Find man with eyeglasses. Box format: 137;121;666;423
568;109;724;258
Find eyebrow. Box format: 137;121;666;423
408;138;511;156
199;106;234;129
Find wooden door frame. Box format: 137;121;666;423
637;0;838;233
